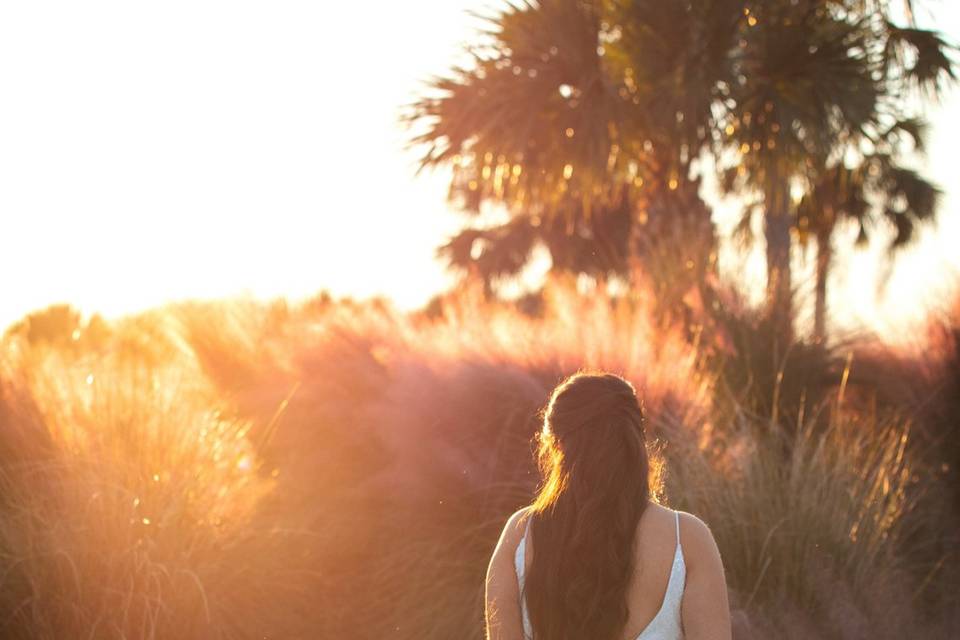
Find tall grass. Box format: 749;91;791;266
0;321;321;639
843;293;960;614
0;277;956;638
668;399;928;638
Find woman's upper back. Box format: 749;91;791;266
514;502;686;640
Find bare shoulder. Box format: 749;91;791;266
641;500;696;534
485;507;533;638
508;505;532;530
493;506;532;556
677;510;714;541
675;510;732;638
675;510;723;571
635;500;683;545
506;506;532;537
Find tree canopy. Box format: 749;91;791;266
405;0;956;339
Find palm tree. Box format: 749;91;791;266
402;0;741;316
798;132;941;339
436;190;633;287
799;10;955;340
717;1;954;341
404;0;954;341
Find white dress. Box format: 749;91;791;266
514;510;686;639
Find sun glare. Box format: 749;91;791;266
2;4;959;638
0;1;481;331
0;1;957;339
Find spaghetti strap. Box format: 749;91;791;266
674;510;680;545
516;512;534;640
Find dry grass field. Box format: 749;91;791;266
1;276;957;639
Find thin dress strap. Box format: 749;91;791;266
635;512;685;640
516;514;534;640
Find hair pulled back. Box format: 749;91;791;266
522;370;652;640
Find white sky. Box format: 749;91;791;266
0;1;957;337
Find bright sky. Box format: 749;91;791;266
0;1;957;336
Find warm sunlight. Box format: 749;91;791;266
1;1;957;338
0;1;479;329
1;3;959;639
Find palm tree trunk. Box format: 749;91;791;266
764;171;793;344
813;228;832;342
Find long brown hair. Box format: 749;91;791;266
522;371;652;640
